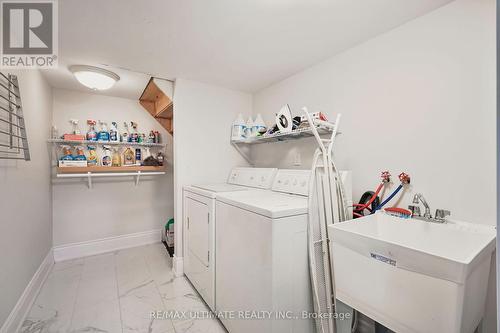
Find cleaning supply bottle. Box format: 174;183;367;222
135;148;142;164
111;147;122;167
121;122;129;142
253;114;267;136
144;147;151;159
156;151;165;166
51;125;59;139
231;114;245;141
60;145;74;160
110;122;119;142
130;122;138;143
101;145;112;166
87;145;98;166
97;121;110;141
74;146;87;161
244;116;254;138
123;147;135;165
69;119;80;135
86;120;98;141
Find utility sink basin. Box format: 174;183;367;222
329;212;496;333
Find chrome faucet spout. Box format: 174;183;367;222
413;193;431;218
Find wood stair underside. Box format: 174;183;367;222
139;78;173;135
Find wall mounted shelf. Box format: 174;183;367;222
231;117;340;165
48;139;165;148
56;166;166;189
231;125;338;145
57;165;165;173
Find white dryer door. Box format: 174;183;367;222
186;197;210;267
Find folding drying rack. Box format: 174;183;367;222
0;73;30;161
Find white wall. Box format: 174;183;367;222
173;79;252;260
0;70;53;327
252;0;496;330
52;89;174;246
253;0;495;226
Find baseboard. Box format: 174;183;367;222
172;255;184;277
53;229;161;262
0;249;54;333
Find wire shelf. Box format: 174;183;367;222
231;125;337;145
47;138;165;148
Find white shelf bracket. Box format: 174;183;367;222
87;172;92;189
231;142;254;166
135;171;141;186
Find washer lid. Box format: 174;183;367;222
193;183;249;193
217;190;308;219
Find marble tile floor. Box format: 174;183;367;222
20;243;227;333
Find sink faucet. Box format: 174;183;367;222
409;193;451;223
412;193;431;218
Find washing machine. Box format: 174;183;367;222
215;169;352;333
183;167;278;311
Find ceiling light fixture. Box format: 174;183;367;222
69;65;120;90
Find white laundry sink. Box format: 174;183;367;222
329;212;496;333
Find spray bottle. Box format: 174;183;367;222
87;145;98;166
69;119;80;135
86;120;98;141
74;146;87;161
60;145;74;160
110;122;119;142
97;120;110;141
121;122;129;142
130;122;139;142
101;145;112;166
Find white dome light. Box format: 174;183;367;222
69;65;120;90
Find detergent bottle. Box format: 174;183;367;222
231;114;245;141
253;114;267;136
244;116;254;138
144;147;151;159
111;147;122;167
123;147;135;165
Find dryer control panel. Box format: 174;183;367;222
272;169;311;196
228;167;278;189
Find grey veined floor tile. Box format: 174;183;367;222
20;244;224;333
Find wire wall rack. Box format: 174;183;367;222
0;72;30;161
